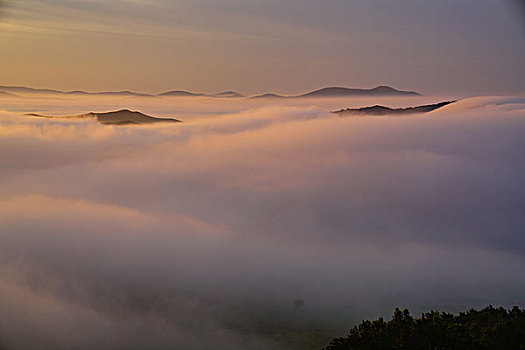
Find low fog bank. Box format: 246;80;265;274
0;95;524;349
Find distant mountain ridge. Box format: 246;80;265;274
159;90;206;97
299;86;420;97
0;85;216;98
0;85;245;98
251;86;421;99
212;91;244;98
26;109;181;125
2;85;421;98
0;86;63;94
0;85;151;96
250;93;285;99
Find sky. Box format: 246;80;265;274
0;0;524;95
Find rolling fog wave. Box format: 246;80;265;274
0;96;524;349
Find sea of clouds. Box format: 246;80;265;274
0;95;524;349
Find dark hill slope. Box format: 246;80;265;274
300;86;420;98
26;109;181;125
334;101;455;116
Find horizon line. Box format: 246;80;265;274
0;84;422;97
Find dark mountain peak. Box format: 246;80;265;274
250;93;286;99
98;91;152;97
160;90;244;98
334;101;455;116
371;85;396;91
303;87;353;96
159;90;205;97
371;85;421;95
0;86;157;96
0;85;63;94
26;109;181;125
213;91;244;98
298;86;421;97
65;90;89;95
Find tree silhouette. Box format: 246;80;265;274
324;306;525;350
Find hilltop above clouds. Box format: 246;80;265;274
26;109;181;125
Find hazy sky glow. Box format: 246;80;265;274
1;0;524;94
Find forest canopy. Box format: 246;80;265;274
324;306;525;350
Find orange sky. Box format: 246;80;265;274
1;0;524;95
